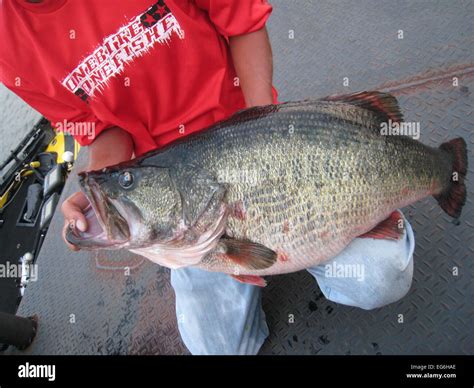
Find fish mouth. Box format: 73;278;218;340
66;173;130;249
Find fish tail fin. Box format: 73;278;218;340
434;138;468;219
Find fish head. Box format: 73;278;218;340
67;160;228;251
67;163;185;249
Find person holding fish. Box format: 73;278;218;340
1;0;466;355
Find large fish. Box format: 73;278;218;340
67;92;468;286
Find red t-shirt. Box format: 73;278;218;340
0;0;275;156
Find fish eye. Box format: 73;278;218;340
118;171;134;189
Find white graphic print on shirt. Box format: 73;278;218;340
61;0;184;102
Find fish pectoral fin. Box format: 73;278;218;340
359;210;405;241
230;275;267;287
220;237;277;270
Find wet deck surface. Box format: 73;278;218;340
6;0;474;355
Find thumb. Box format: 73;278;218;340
61;192;90;232
77;219;86;232
66;209;88;233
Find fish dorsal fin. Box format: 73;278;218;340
323;91;404;124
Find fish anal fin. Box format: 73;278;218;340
230;275;267;287
359;210;405;241
221;237;277;270
323;91;403;124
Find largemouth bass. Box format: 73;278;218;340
67;92;468;285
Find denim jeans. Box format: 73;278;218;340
170;213;415;355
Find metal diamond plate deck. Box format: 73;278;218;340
5;0;473;355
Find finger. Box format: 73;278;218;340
61;194;89;232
